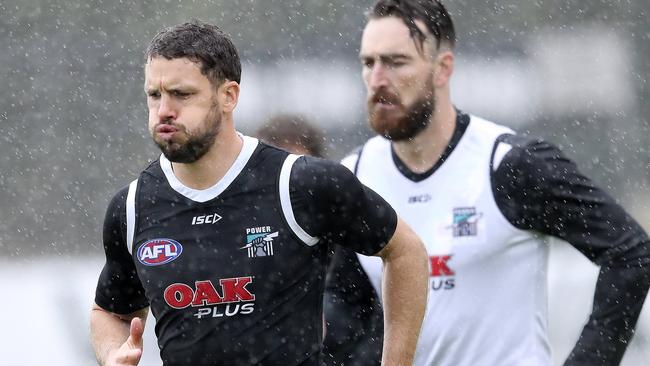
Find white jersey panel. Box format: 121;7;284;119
351;116;552;366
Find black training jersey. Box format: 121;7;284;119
95;136;397;366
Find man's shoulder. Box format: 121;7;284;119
139;156;164;179
466;114;517;140
465;114;551;153
290;155;364;199
251;139;290;159
292;155;348;177
462;114;539;167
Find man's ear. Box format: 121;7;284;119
220;80;240;113
433;50;454;88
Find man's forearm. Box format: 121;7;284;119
565;256;650;366
379;219;429;365
90;303;147;365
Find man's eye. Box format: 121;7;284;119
147;91;160;98
173;91;190;97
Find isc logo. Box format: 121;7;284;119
192;213;222;225
137;238;183;266
408;194;431;203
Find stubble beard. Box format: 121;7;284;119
153;105;222;164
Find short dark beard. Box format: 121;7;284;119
153;107;221;164
158;127;218;163
369;92;435;142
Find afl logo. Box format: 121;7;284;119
137;239;183;266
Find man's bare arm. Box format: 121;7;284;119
375;217;429;366
90;303;149;366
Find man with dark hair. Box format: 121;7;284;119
90;21;429;366
255;114;325;157
324;1;650;365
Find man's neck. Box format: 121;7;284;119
171;127;244;190
392;104;457;174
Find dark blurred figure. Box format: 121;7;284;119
255;114;325;157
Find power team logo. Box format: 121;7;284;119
430;255;455;291
451;207;483;237
164;277;255;319
241;226;278;258
137;238;183;266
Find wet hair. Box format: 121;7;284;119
146;20;241;85
369;0;455;53
255;114;325;157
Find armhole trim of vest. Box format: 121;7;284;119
490;134;514;171
126;179;138;255
279;154;320;246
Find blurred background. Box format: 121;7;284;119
1;0;649;364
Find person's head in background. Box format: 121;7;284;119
255;114;325;157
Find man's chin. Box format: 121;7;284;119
162;150;201;164
154;140;183;160
369;120;423;141
369;117;400;135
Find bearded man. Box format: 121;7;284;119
90;20;429;366
323;1;650;366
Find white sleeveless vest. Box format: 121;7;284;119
343;116;552;366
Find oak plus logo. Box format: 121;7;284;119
429;255;455;291
164;277;256;319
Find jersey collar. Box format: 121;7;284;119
159;134;259;202
391;110;470;182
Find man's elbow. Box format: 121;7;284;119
377;217;428;264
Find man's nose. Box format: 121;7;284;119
157;95;177;121
368;63;390;91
